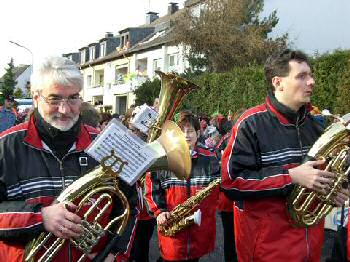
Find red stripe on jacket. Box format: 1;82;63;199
221;105;293;192
0;212;42;230
144;173;163;217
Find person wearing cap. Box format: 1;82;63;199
0;95;17;133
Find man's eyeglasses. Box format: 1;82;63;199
40;94;82;107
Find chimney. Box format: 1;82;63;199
105;32;114;38
146;11;159;24
168;2;179;15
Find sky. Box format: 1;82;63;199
1;0;350;76
0;0;187;75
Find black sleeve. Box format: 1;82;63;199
221;117;293;201
0;136;45;243
143;171;167;217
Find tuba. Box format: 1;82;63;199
147;70;200;144
140;70;200;181
287;113;350;227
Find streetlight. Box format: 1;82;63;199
9;40;34;97
9;40;34;72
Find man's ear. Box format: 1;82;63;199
32;91;40;108
272;76;283;91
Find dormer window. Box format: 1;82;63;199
80;50;86;64
89;46;95;61
120;33;130;50
100;42;106;57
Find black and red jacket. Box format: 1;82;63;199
0;115;138;261
221;94;324;262
215;132;234;212
144;145;220;261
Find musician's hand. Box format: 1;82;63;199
87;252;115;261
41;202;83;239
157;212;171;226
333;188;349;207
104;253;116;262
289;160;335;194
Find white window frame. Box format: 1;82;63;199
89;46;95;61
80;50;86;64
100;42;106;57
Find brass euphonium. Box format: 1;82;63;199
287;112;350;227
24;151;130;262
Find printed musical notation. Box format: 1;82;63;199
86;119;157;185
130;104;159;134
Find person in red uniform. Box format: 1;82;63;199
144;110;220;262
221;49;349;262
0;56;137;262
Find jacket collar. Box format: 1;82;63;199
24;114;94;151
266;92;308;126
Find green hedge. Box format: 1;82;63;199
182;50;350;116
184;65;266;115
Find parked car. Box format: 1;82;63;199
15;98;33;113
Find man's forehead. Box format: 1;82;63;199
288;60;311;74
41;84;80;96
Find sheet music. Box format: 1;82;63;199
86;119;157;185
130;104;159;134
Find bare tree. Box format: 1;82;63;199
172;0;288;72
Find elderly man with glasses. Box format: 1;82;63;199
0;57;138;261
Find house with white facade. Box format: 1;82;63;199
65;1;199;115
0;64;32;97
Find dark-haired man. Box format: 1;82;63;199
0;95;16;133
221;49;348;261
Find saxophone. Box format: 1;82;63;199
287;112;350;227
159;179;221;237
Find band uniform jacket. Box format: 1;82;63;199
0;115;138;261
221;94;324;262
144;145;220;261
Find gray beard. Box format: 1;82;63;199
38;106;79;131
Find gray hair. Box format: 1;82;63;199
30;56;83;93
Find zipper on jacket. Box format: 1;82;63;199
296;116;310;260
61;152;75;262
305;228;310;261
186;178;191;260
51;152;72;261
52;152;72;190
296;115;304;157
59;160;66;190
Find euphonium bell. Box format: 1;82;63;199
147;120;192;180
